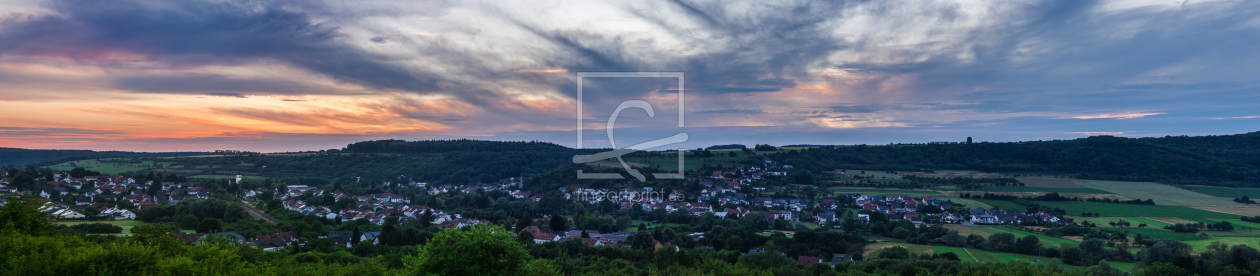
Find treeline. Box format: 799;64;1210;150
0;147;204;168
960;192;1155;205
769;134;1260;187
1165;222;1235;233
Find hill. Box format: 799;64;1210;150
773;133;1260;187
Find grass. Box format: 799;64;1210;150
938;186;1111;194
59;220;146;233
1071;217;1170;229
46;159;178;175
946;225;1080;248
1185;185;1260;199
1035;202;1238;222
1184;237;1260;252
828;188;942;197
939;198;994;209
839;169;902;179
1207;219;1260;230
972;199;1028;211
1119;228;1209;241
1072;180;1239;206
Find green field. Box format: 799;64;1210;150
46;159;177;175
876;242;1125;272
839;169;902;179
1119;228;1210;241
1184;237;1260;252
1072;217;1170;229
1185;185;1260;199
828;188;942;197
973;199;1027;211
59;220;146;233
940;198;994;209
1036;202;1237;221
939;186;1111;194
1073;180;1239;206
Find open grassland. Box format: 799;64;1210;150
46;159;177;175
1071;217;1170;229
1185;237;1260;252
1018;178;1089;188
828;188;942;197
940;198;994;209
871;242;1114;271
1207;219;1260;230
1073;180;1239;206
973;199;1027;211
1189;206;1260;217
1120;228;1210;241
939;186;1111;194
1185;185;1260;198
901;170;1007;179
945;225;1080;248
59;220;146;233
1035;202;1237;221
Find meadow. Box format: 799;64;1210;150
945;225;1080;248
1073;180;1239;206
1185;185;1260;198
828;188;943;197
939;186;1111;194
1035;201;1238;221
46;159;177;175
59;220;146;234
972;199;1027;211
1071;217;1170;229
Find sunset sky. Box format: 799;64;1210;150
1;0;1258;152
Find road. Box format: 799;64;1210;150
240;200;279;224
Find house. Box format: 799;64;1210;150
198;232;246;244
831;257;855;266
99;207;136;220
51;209;85;219
360;232;382;245
797;256;823;265
972;215;997;224
767;210;793;221
532;233;561;244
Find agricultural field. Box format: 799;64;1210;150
1018;178;1088;188
1073;180;1240;206
827;188;942;197
46;159;177;175
1188;206;1260;217
1206;219;1260;230
938;186;1111;194
1185;185;1260;199
1036;201;1238;221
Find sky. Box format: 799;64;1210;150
0;0;1258;152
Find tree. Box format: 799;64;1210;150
409;224;534;275
1084;261;1123;276
352;226;362;244
1135;262;1187;276
178;214;199;230
197;217;223;233
516;216;533;232
0;195;58;236
548;215;567;232
517;230;534;244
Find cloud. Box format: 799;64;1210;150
1061;113;1165;120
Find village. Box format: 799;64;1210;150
0;162;1065;256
